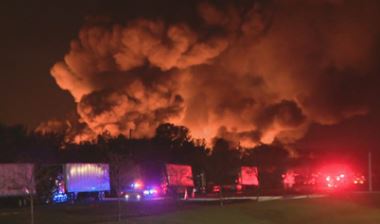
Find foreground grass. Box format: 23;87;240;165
1;193;380;224
128;194;380;224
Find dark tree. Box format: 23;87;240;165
207;138;241;186
242;144;290;193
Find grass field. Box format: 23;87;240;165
130;194;380;224
1;193;380;224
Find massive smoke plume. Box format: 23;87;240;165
46;0;380;147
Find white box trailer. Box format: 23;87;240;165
0;164;35;197
165;164;194;187
240;166;259;186
64;163;110;193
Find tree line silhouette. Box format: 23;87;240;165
0;123;294;190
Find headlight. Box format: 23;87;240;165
136;194;141;200
124;194;130;200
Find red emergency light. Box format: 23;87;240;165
317;164;354;191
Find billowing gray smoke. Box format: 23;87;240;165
45;0;380;148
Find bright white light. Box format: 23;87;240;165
143;190;149;195
124;194;129;200
136;194;141;200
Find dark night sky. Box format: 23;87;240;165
1;1;85;127
0;0;379;162
0;0;196;127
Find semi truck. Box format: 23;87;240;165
56;163;110;203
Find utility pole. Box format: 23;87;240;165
368;151;373;192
